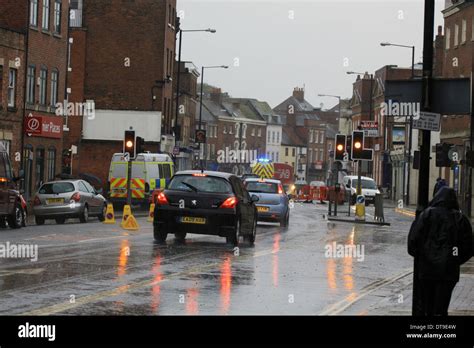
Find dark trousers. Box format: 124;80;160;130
419;280;457;316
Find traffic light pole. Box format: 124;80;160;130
417;0;435;213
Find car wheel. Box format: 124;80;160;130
175;231;187;243
244;218;257;245
280;210;289;228
98;204;107;222
154;225;168;243
7;204;23;229
55;218;66;224
35;216;45;226
79;205;89;223
226;219;240;246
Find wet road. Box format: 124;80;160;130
0;202;415;315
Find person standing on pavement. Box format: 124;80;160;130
408;187;473;316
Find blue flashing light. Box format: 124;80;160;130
258;158;270;163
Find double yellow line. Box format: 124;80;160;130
395;208;416;218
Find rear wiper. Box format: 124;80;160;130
182;182;199;193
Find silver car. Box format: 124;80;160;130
33;180;107;225
244;178;290;227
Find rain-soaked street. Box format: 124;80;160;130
0;202;426;316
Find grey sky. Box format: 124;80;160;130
178;0;444;109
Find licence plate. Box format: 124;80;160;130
47;198;64;205
257;206;269;212
180;217;206;224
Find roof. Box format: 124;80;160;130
282;127;306;147
174;170;235;179
196;100;220;124
273;96;315;113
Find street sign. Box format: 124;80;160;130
360;121;379;137
412;111;441;132
195;129;206;144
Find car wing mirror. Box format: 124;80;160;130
251;194;259;203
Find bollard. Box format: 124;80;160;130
103;204;116;224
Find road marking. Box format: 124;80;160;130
24;234;57;241
319;268;413;315
395;208;416;218
19;244;280;316
0;268;45;277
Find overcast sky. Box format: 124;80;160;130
177;0;445;109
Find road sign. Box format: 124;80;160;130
195;130;206;144
412;111;441;132
360;121;379;137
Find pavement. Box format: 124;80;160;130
0;201;472;315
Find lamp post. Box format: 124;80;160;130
318;93;342;185
380;42;416;205
198;65;229;169
347;71;374;197
174;28;216;143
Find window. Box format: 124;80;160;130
308;149;313;163
258;128;261;137
320;132;324;144
39;67;48;105
223;125;227;134
285;147;288;156
267;130;270;142
272;131;275;143
446;27;451;49
78;181;88;193
319;149;324;161
27;66;35;104
229;125;233;134
30;0;38;26
242;124;247;139
47;147;56;181
454;24;459;46
462;19;467;43
276;132;280;143
54;0;62;34
251;128;255;137
50;69;59;106
42;0;50;30
7;69;16;108
309;130;313;143
292;148;295;157
314;130;319;143
163;164;171;178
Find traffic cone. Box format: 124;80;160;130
122;214;140;231
103;204;116;224
121;205;133;227
147;203;155;222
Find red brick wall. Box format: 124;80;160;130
0;0;28;33
0;28;25;173
82;0;177;134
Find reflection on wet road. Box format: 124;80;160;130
0;203;415;315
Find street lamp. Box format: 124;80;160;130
198;65;229;169
380;42;415;79
174;28;216;143
380;42;416;206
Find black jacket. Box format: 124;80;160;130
408;187;474;282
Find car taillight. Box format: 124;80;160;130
71;192;81;202
278;185;283;194
157;192;169;205
33;196;41;206
220;196;237;209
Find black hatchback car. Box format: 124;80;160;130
153;170;259;246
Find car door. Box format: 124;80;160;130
0;153;8;215
78;181;92;210
230;176;252;233
83;181;102;214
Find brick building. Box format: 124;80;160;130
65;0;178;189
0;0;69;199
0;27;25;174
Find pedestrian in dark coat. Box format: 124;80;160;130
408;187;473;316
433;177;447;197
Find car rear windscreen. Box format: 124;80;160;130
39;182;76;194
245;181;279;194
168;175;233;193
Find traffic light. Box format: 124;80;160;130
136;136;145;154
124;130;136;159
351;131;373;161
335;134;346;161
435;143;452;167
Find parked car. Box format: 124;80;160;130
343;175;381;205
33;180;107;225
244;178;290;227
153;170;259;246
0;144;27;229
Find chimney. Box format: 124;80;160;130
210;88;222;105
293;87;305;102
